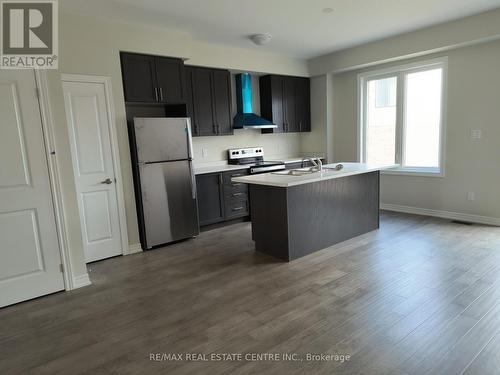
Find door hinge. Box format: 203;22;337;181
59;264;64;273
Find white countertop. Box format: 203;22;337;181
194;155;325;175
231;163;398;187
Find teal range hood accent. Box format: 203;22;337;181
233;73;276;129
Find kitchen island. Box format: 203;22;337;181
232;163;397;261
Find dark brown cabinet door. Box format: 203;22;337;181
295;77;311;132
196;173;225;226
184;67;198;136
155;56;185;103
192;68;216;136
260;74;311;134
212;69;233;135
283;77;298;132
188;66;232;137
259;75;285;133
270;76;285;133
120;53;157;102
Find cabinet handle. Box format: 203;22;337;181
232;183;243;187
159;87;164;101
232;192;243;197
232;206;244;211
154;87;159;101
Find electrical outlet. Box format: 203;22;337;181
466;192;475;201
201;148;208;158
470;129;482;139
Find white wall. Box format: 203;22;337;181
309;8;500;75
300;75;333;162
48;12;309;278
330;40;500;219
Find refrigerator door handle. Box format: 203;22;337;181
186;118;194;160
188;162;197;200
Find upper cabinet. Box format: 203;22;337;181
185;66;232;137
120;52;185;103
259;75;311;133
120;53;157;103
155;56;186;103
295;77;311;132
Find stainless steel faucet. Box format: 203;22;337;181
307;157;323;172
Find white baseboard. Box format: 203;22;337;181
127;243;143;254
72;273;91;289
381;203;500;226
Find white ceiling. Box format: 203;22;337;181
62;0;500;59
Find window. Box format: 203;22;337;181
358;58;446;176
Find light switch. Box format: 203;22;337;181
467;192;475;201
201;148;208;158
470;129;482;139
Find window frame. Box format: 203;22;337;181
357;57;447;177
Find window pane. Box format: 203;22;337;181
403;68;442;168
366;76;397;165
375;78;396;107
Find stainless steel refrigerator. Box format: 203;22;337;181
131;117;199;249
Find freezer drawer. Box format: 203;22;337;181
139;161;199;248
134;117;192;163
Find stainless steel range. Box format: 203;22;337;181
227;147;285;174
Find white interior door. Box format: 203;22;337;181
0;70;64;308
62;79;124;263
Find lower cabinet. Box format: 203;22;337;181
196;172;225;226
196;169;250;227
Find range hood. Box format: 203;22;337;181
233;73;277;129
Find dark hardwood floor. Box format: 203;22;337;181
1;211;500;374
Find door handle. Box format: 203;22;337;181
188;162;196;200
100;178;113;185
159;87;164;101
154;87;159;101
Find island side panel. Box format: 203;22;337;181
249;185;290;261
287;171;380;260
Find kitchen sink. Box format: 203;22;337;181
273;169;317;176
